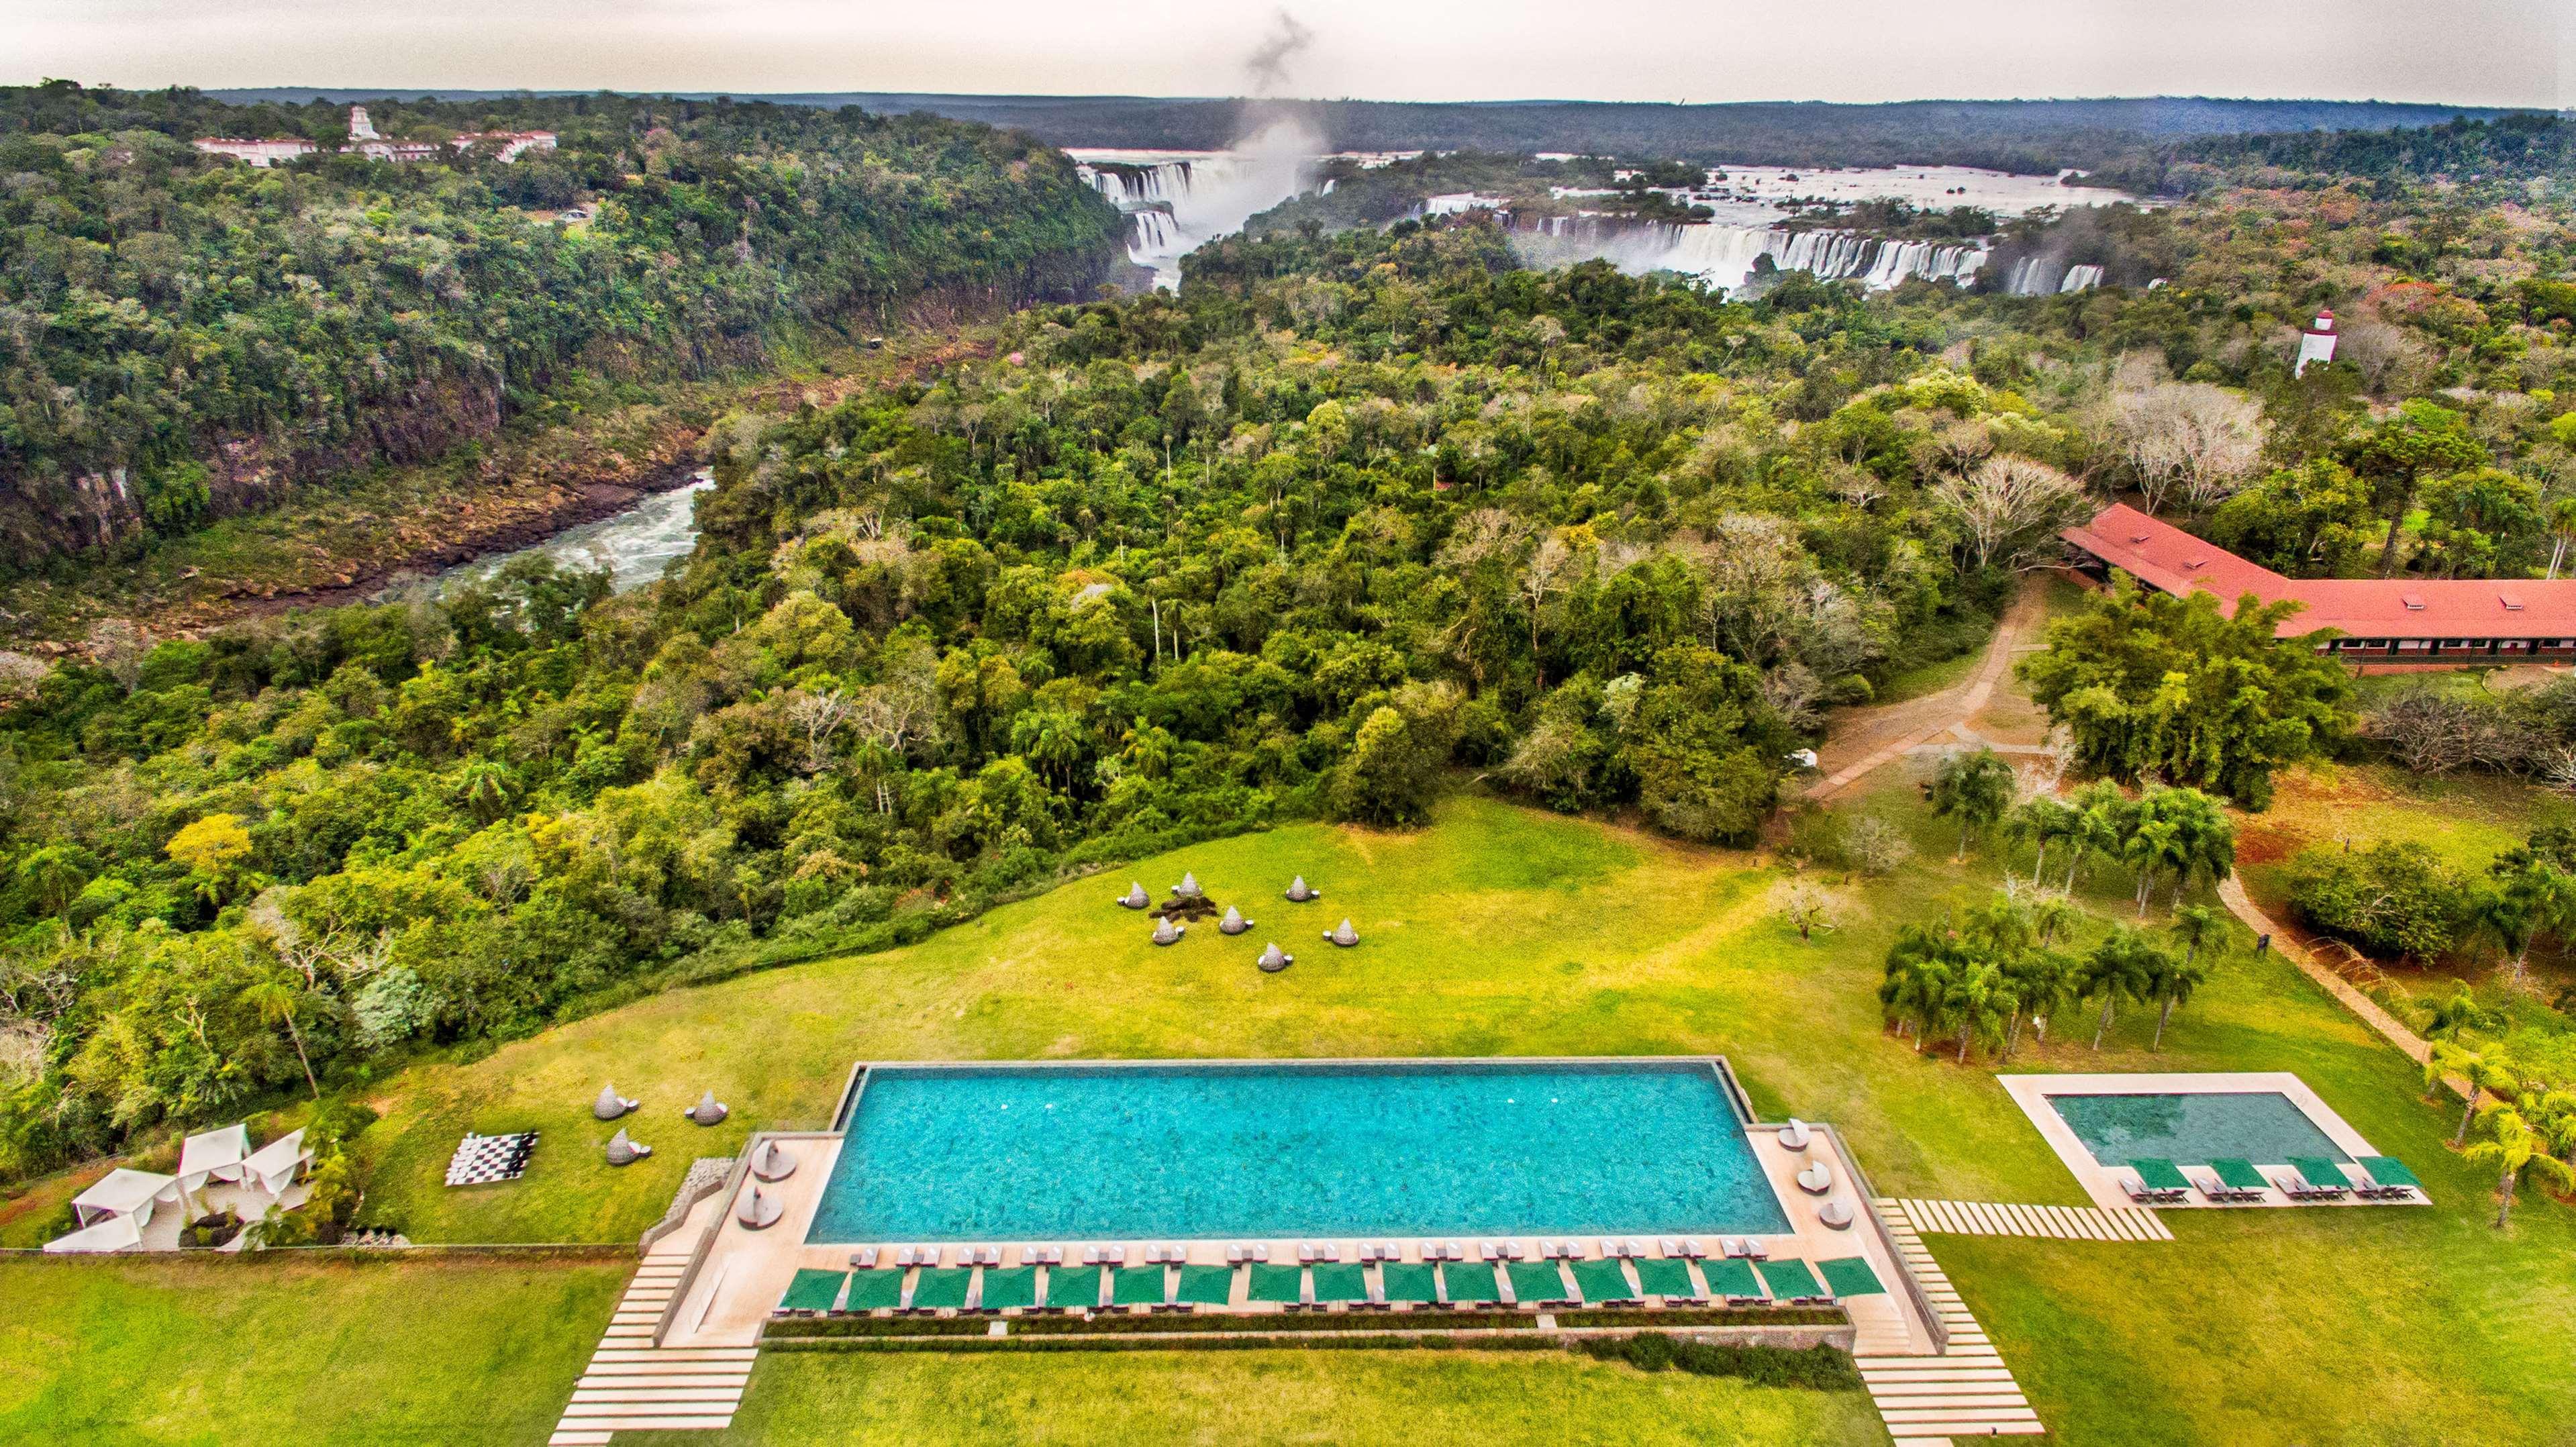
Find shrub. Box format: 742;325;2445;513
1576;1334;1866;1389
2286;841;2469;960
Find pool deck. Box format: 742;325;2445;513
653;1121;1938;1356
1999;1070;2428;1211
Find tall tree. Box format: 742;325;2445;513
2079;926;2168;1049
1926;749;2018;862
2338;399;2489;577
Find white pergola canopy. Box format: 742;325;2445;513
240;1129;310;1196
44;1212;142;1254
71;1168;180;1228
178;1124;251;1191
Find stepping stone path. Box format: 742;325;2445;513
1859;1199;2048;1442
1891;1197;2173;1242
548;1219;748;1443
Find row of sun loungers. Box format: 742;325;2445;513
773;1252;1885;1318
2122;1155;2423;1206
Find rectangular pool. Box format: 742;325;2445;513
2045;1091;2351;1167
806;1059;1793;1243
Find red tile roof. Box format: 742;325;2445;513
2061;503;2576;641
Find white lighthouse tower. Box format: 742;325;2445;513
2295;308;2338;377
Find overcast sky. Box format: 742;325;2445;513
5;0;2567;109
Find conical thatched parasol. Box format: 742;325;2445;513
1118;882;1149;909
1257;942;1293;972
1152;916;1184;946
1220;906;1251;935
1324;918;1359;947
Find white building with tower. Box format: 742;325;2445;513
2295;309;2338;376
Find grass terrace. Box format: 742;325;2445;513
15;772;2576;1442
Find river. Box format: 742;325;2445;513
380;468;713;602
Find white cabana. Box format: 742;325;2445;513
45;1212;143;1254
177;1124;251;1193
240;1129;311;1197
71;1168;180;1228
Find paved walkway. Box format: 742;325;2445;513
2213;877;2469;1102
1805;579;2051;802
1893;1197;2172;1242
1861;1201;2046;1442
550;1199;748;1444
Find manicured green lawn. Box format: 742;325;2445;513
619;1350;1883;1446
0;1255;626;1444
19;775;2575;1444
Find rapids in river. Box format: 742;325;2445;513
382;468;714;601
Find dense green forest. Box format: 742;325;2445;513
0;83;1126;560
0;106;2573;1185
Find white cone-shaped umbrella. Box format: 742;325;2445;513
687;1090;728;1125
1220;906;1250;935
1175;871;1201;897
736;1183;783;1230
605;1128;650;1166
1287;876;1318;901
1325;918;1359;947
1257;942;1293;972
1120;883;1148;909
593;1084;631;1121
1152;916;1183;946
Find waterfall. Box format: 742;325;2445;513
1997;257;2105;296
1509;221;1988;295
1072;134;1319;291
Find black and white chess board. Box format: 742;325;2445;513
443;1131;538;1187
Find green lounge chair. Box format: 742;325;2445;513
1175;1264;1235;1309
2357;1156;2425;1200
2126;1157;2193;1203
843;1268;905;1313
2208;1158;2271;1202
1111;1264;1169;1309
775;1268;845;1315
1042;1264;1101;1313
1311;1262;1372;1307
1816;1256;1885;1298
1442;1259;1503;1306
2287;1156;2351;1199
1507;1260;1571;1307
1248;1262;1306;1307
978;1265;1038;1312
1379;1261;1440;1307
1631;1256;1702;1303
1758;1258;1828;1303
1703;1256;1769;1304
909;1266;973;1312
1570;1257;1638;1306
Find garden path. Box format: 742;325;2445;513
1803;578;2052;802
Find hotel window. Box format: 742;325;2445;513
2396;640;2430;651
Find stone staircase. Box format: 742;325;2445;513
548;1209;748;1443
1857;1201;2045;1442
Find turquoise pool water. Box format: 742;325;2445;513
806;1060;1793;1243
2047;1091;2348;1166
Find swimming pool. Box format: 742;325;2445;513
805;1059;1793;1244
2045;1091;2350;1167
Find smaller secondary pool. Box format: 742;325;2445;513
807;1060;1794;1244
2046;1091;2349;1167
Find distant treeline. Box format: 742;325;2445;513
2092;111;2574;194
209;91;2528;176
0;83;1126;559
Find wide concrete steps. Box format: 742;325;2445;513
1892;1196;2171;1242
1856;1203;2047;1440
548;1234;746;1444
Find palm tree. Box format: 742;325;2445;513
2481;860;2576;985
2120;814;2180;917
2079;927;2167;1049
2006;799;2077;885
2028;891;2080;948
1880;925;1962;1052
1948;958;2018;1062
2546;495;2576;579
242;978;321;1100
2001;948;2077;1058
2147;916;2216;1050
2162;791;2236;907
2061;780;2130;892
1926;750;2017;863
2463;1105;2576;1228
2421;981;2492;1042
2427;1042;2521;1146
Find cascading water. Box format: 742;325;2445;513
1073;123;1321;290
1997;256;2106;296
1510;221;1988;295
